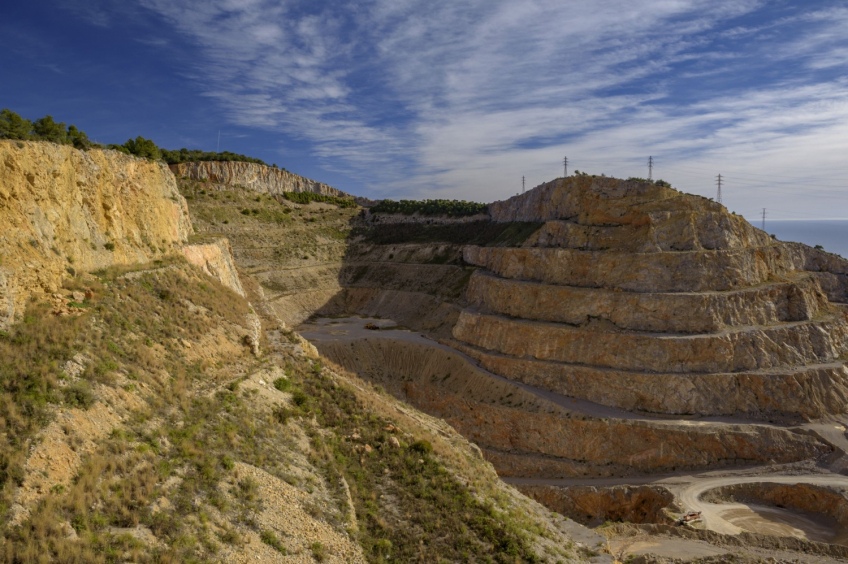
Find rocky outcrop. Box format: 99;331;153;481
0;140;193;328
170;161;347;198
182;238;245;297
312;337;831;479
517;484;676;526
450;177;848;421
290;174;848;489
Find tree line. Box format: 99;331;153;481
0;108;272;167
370;199;488;217
0;108;93;149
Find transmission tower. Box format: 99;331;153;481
563;156;568;177
522;176;525;193
761;208;766;230
648;156;653;181
716;174;723;204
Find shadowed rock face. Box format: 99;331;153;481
517;485;676;526
326;176;848;423
185;170;848;480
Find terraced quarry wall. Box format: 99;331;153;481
184;172;848;472
180;163;848;557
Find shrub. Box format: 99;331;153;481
273;377;291;392
370;199;487;217
409;439;433;455
260;530;287;554
282;191;356;208
63;381;95;409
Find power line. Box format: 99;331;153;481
716;174;722;204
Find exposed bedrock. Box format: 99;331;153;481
489;177;771;250
464;245;806;293
170;160;346;197
0;140;193;328
467;270;828;334
454;342;848;420
316;338;831;478
452;310;848;374
517;485;676;526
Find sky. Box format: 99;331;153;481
2;0;847;222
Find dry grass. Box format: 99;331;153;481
0;259;259;562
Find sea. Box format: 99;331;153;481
762;220;848;259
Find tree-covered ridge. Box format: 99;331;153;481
110;137;270;167
281;191;357;208
0;109;93;149
370;199;488;217
0;109;271;167
160;147;267;166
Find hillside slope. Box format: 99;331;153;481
0;143;596;562
180;164;848;561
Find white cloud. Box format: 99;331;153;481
131;0;847;216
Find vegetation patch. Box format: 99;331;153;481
354;220;543;246
282;191;357;208
370;199;487;217
289;362;543;562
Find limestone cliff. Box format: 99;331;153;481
452;179;848;420
170;161;347;198
0;140;193;328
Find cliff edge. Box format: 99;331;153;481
170;160;348;198
0;140;193;328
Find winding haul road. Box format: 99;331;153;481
675;474;848;542
300;316;848;543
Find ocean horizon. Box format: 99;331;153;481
759;219;848;259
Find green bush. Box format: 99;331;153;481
260;530;286;554
272;377;291;392
63;382;95;409
409;439;433;455
370;199;487;217
0;109;92;149
282;191;356;208
161;148;267;166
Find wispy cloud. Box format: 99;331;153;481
125;0;847;216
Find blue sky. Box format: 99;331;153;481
2;1;847;221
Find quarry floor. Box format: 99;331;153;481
300;315;848;563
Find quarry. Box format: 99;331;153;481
4;139;848;562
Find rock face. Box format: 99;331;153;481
455;177;848;421
296;175;848;482
170;161;347;198
0;140;193;328
517;484;676;526
313;336;831;479
182;238;245;297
